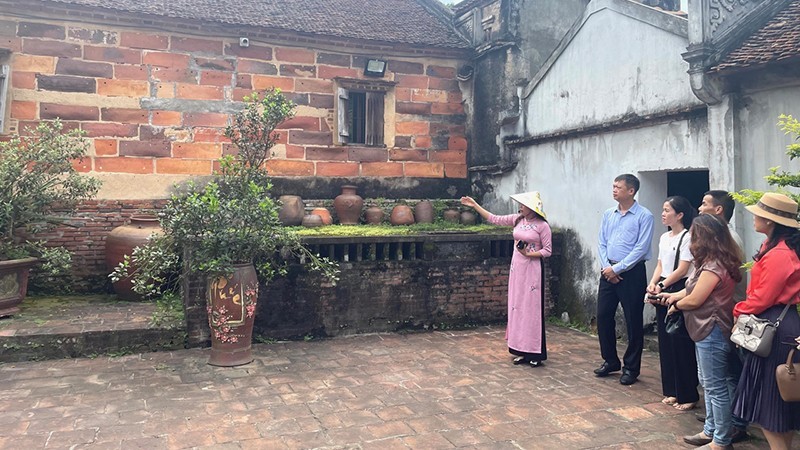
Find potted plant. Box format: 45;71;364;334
112;89;338;366
0;120;101;316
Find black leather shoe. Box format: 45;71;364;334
695;411;705;422
730;427;749;443
619;372;638;385
593;362;621;377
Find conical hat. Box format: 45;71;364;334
510;191;546;220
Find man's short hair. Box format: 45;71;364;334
704;190;735;222
614;174;640;194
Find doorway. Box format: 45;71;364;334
667;170;709;211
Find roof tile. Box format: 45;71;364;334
712;0;800;72
40;0;470;49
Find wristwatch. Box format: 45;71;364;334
657;281;666;290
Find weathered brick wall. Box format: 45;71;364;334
36;200;166;292
2;12;469;193
182;233;563;346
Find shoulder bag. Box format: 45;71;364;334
776;346;800;402
664;231;689;336
730;302;793;358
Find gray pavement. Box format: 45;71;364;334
0;326;773;449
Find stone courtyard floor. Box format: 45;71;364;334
0;325;776;449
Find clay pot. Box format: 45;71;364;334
310;207;332;225
278;195;305;226
207;263;258;367
414;201;434;224
106;215;163;301
442;209;461;223
0;257;38;317
333;185;363;224
460;211;477;225
302;214;324;228
365;206;384;224
390;205;415;226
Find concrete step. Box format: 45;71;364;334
0;295;187;362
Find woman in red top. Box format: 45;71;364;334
733;193;800;450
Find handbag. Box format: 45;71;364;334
776;346;800;402
665;311;685;335
730;302;793;358
664;231;688;336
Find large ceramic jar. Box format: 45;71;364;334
414;201;434;224
105;215;163;301
207;263;258;367
390;205;415;225
333;185;363;225
278;195;304;226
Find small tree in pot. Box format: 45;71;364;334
0;120;101;316
113;89;338;366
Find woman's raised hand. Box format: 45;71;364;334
460;196;477;209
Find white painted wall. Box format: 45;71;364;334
523;2;702;136
735;84;800;258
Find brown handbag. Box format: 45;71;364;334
776;347;800;402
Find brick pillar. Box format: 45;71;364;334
181;250;210;347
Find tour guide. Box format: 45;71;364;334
595;174;654;385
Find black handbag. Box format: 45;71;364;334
664;231;688;336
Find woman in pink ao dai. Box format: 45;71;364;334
461;191;552;367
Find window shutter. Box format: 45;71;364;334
337;87;349;144
0;65;8;132
365;92;384;146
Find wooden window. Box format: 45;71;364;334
338;89;384;146
336;78;395;147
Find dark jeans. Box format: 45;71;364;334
597;261;646;376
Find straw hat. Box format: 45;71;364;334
510;191;547;220
745;192;800;228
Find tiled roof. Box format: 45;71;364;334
712;0;800;72
41;0;470;49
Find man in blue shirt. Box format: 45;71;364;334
595;174;654;385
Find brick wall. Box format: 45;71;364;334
2;15;469;191
36;200;166;292
182;233;563;346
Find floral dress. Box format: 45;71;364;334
488;214;552;359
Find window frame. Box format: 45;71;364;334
335;77;396;147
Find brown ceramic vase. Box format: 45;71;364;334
207;263;258;367
442;209;461;223
414;201;434;224
390;205;415;226
310;207;332;225
302;214;324;228
460;211;477;225
365;206;384;224
278;195;304;226
333;185;363;224
105;215;163;301
0;257;38;317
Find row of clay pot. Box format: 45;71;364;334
279;186;478;227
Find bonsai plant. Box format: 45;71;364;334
112;89;338;366
0;120;101;316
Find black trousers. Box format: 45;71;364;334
655;304;699;403
597;261;646;376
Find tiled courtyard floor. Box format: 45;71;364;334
0;325;775;449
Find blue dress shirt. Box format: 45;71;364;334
598;201;654;274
